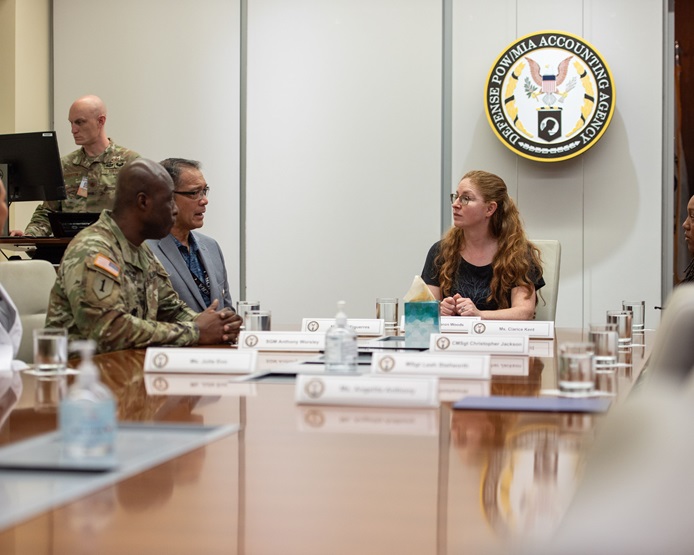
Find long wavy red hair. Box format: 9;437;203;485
434;170;542;309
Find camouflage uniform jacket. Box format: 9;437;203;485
46;210;200;353
24;140;140;236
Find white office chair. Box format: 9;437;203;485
532;240;561;321
0;259;56;363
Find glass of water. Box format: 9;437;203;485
588;323;619;371
236;300;260;330
376;297;399;335
557;342;595;396
245;310;271;331
33;328;68;374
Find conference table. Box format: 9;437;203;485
0;328;651;554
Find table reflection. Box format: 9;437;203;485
452;406;595;546
450;355;597;549
491;357;544;397
0;371;22;433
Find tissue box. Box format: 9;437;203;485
404;301;440;348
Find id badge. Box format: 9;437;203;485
77;176;88;198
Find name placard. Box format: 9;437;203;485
145;374;258;397
238;331;325;352
301;318;384;336
439;316;480;333
144;347;257;374
469;320;554;339
370;352;491;379
429;334;530;355
296;406;438;435
295;374;439;408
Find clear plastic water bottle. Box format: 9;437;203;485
59;340;117;460
324;300;358;372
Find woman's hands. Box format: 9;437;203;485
441;293;480;317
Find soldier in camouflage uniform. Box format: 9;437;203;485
11;95;139;237
46;158;241;354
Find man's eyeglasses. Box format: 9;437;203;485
450;192;475;205
174;187;210;200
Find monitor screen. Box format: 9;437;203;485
0;131;67;203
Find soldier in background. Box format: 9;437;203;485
10;94;139;237
45;158;242;353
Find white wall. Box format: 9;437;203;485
51;0;668;329
245;0;442;326
52;0;241;301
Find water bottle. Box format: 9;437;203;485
324;301;358;372
59;340;117;460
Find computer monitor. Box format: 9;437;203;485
0;131;66;203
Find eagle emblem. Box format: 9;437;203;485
524;55;577;108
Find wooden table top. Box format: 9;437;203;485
0;329;652;554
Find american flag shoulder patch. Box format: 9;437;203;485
93;254;120;278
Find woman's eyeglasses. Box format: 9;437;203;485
450;192;475;205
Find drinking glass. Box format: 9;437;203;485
33;328;68;373
588;323;619;371
245;310;271;331
237;300;260;318
237;300;260;330
606;310;632;347
557;342;595;395
376;297;399;334
622;300;645;331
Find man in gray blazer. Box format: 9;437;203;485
147;158;233;313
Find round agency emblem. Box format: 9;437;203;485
379;355;396;372
473;322;487;334
485;30;615;162
307;320;320;332
153;353;169;369
304;378;325;399
244;334;259;348
436;336;451;350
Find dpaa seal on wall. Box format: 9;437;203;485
485;30;615;162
